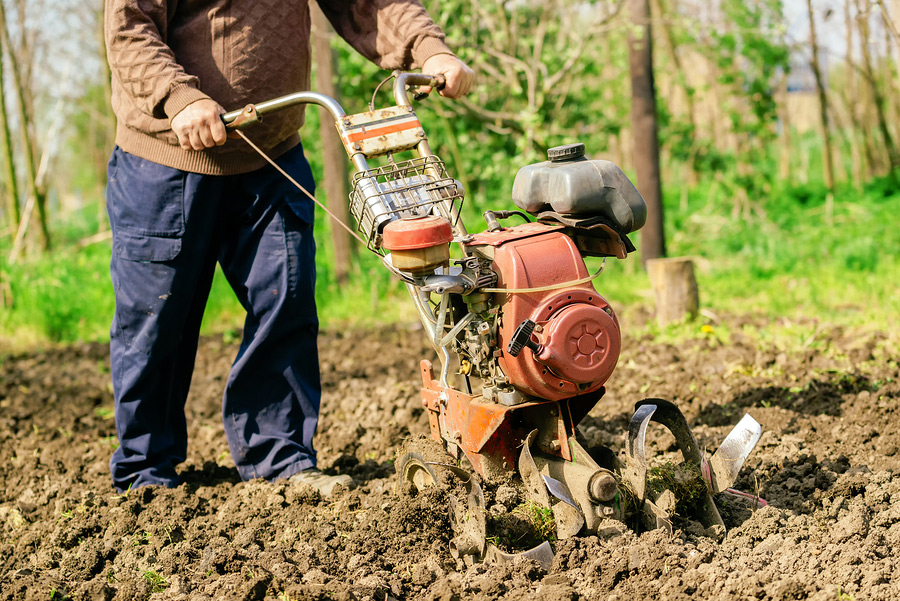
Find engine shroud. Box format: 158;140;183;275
466;222;621;401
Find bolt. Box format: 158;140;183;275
352;142;362;151
416;130;426;138
548;440;561;452
603;306;613;315
477;322;491;335
589;472;619;503
602;506;615;516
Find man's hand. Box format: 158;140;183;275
421;54;475;99
171;99;227;151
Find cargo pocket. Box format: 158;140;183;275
106;147;187;238
113;230;182;263
110;231;183;355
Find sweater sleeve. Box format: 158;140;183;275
315;0;456;70
105;0;211;120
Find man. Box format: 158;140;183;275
104;0;474;495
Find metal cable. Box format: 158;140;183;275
234;130;369;247
479;259;606;294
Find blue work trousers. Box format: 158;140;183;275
106;144;320;491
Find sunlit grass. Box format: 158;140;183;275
2;170;898;349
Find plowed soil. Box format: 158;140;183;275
1;314;898;600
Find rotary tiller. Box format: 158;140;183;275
224;72;763;566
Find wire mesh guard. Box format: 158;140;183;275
350;155;463;252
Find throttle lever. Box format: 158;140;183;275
413;73;447;101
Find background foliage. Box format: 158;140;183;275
0;0;898;348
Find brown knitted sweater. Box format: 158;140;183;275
105;0;454;175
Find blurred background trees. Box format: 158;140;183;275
2;0;899;342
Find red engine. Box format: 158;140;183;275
467;223;621;401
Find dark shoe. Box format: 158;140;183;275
290;468;353;498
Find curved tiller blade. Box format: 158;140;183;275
519;430;552;508
542;474;585;539
708;413;762;493
448;473;487;566
622;402;657;501
485;541;555;573
519;429;585;540
623;399;726;534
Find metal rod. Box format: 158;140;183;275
433;293;450;348
222;91;347;125
222;91;374;184
440;312;475;348
392;73;469;240
392;72;438;106
408;284;439;343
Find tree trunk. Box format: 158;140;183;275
836;2;864;189
0;0;49;252
654;0;698;185
847;0;877;178
0;38;19;231
311;3;353;287
776;74;792;182
881;4;900;145
807;0;836;191
647;257;699;326
858;0;900;170
627;0;665;264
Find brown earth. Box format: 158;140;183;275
0;314;898;600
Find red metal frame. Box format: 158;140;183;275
420;360;606;479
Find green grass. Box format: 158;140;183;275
141;570;168;593
1;164;898;348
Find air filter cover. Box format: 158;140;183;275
382;215;453;250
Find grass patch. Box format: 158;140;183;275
1;160;897;347
617;460;710;527
645;460;708;519
142;570;168;593
486;500;556;551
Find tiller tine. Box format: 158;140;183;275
518;430;552;508
543;474;585;539
397;448;557;569
708;413;762;493
622;399;762;538
447;472;487;566
518;429;586;540
485;541;555;573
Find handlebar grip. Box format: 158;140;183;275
222;104;260;130
411;74;446;101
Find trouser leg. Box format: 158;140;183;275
107;148;220;491
218;144;320;481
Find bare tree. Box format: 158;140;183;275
628;0;665;262
0;0;50;252
806;0;836;192
0;38;19;231
857;0;900;170
446;0;624;156
311;3;354;287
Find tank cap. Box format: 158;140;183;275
548;143;586;162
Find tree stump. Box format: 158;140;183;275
647;257;699;327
